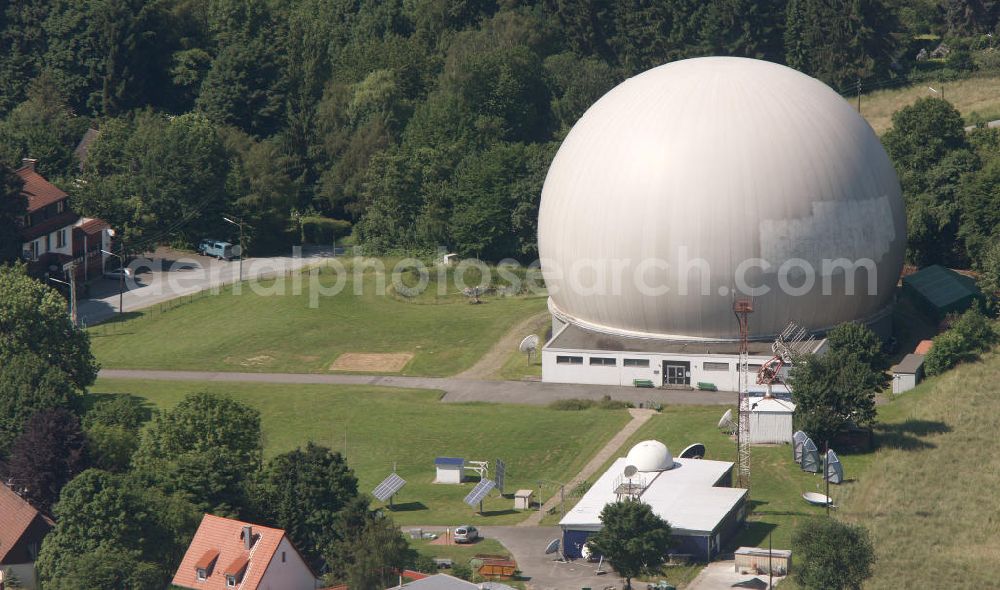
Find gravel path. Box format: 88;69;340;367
452;310;549;380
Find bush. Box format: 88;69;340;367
924;330;972;375
792;519;875;590
301;216;351;245
950;306;997;352
548;396;633;410
450;562;472;581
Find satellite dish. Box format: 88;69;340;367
679;443;706;459
623;465;638;478
718;409;734;429
544;538;560;555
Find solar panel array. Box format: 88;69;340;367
372;473;406;502
463;478;496;507
494;459;506;494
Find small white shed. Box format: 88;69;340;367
748;397;796;444
434;457;465;484
891;354;925;394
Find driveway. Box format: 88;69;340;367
686;560;785;589
97;369;737;407
78;246;332;325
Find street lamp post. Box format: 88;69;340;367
48;267;77;326
101;247;128;315
223;216;249;282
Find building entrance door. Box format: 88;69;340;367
663;361;691;386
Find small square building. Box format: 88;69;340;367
434;457;465;484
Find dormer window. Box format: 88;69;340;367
196;568;207;581
226;574;236;587
194;548;219;583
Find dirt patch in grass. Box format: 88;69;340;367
329;352;414;372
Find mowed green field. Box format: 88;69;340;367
837;350;1000;590
90;378;631;526
88;269;548;376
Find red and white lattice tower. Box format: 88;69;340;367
732;298;753;490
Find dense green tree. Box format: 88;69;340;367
784;0;900;90
923;329;972;375
1;408;87;512
0;1;52;115
328;501;416;588
790;350;881;442
0;165;26;263
978;241;1000;295
545;53;619;132
883;98;968;173
253;444;360;571
792;518;875;590
35;469;198;588
958;154;1000;264
825;322;887;371
82;395;151;472
132;392;262;515
0;265;99;389
587;499;673;589
0;352;78;456
0;76;88;178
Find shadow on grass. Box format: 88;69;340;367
478;509;518;517
875;419;950;451
387;501;427;512
733;521;779;547
86;310;144;334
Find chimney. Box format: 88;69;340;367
21;158;37;171
242;525;253;550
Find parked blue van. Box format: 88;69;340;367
197;239;235;260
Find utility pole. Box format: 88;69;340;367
856;78;862;113
223;216;249;283
102;243;128;315
48;264;78;326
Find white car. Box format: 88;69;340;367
453;525;479;544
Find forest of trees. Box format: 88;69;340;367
1;0;999;262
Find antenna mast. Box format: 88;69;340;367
733;298;753;491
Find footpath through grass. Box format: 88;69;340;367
88;264;547;376
90;378;630;526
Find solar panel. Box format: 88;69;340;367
372;473;406;502
463;478;495;507
494;459;506;494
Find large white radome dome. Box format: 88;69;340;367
538;57;906;341
626;440;674;472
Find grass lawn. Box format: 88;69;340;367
88;265;548;376
90;378;630;526
495;312;550;380
858;73;1000;134
836;349;1000;590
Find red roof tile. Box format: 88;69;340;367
0;483;52;564
15;166;68;213
915;340;933;355
77;217;109;234
172;515;292;590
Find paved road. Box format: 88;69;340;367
97;369;737;407
403;525;620;590
78;246;332;325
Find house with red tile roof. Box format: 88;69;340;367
13;158;112;284
0;482;54;590
172;514;322;590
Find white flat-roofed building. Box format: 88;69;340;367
559;447;747;561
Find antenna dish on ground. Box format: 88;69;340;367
718;409;734;430
519;334;540;363
544;538;560;555
623;464;638;478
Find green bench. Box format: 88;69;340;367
633;379;655;388
697;381;718;391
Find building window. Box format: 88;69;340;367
282;551;286;563
197;568;207;581
29;241;39;260
57;200;65;213
226;575;236;588
44;235;50;252
703;362;729;371
556;355;583;365
623;358;650;368
747;364;763;372
56;229;67;248
589;357;616;366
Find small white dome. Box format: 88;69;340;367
626;440;674;472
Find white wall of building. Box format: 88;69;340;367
748;411;794;444
258;537;319;590
542;349;776;391
435;465;463;484
892;373;917;394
